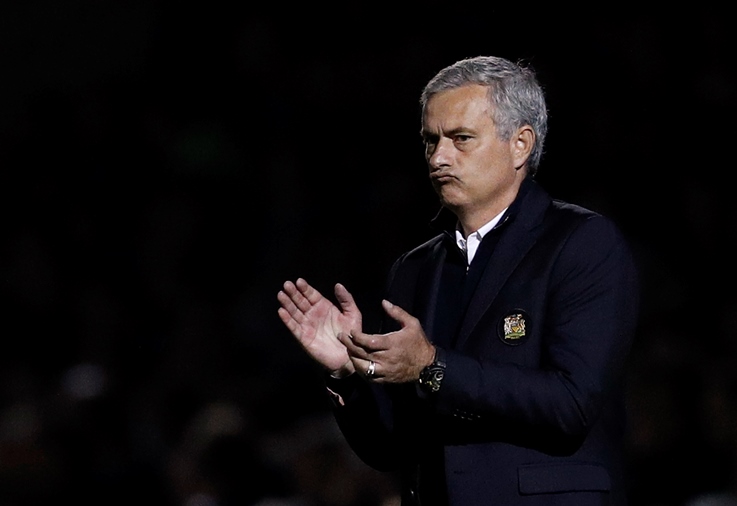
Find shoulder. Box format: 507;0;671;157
547;199;628;246
548;199;603;223
543;200;639;287
393;233;445;266
384;233;446;287
512;179;610;237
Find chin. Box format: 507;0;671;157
437;190;464;209
439;199;463;213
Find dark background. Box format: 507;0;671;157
1;3;736;506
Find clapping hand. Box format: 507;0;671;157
277;278;362;377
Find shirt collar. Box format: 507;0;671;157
455;208;506;244
455;207;507;266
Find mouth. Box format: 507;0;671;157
430;171;454;184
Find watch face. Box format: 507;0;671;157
420;363;444;393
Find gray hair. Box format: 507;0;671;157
420;56;548;176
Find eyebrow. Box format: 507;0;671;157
421;126;471;139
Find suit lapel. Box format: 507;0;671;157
454;181;551;348
416;239;447;342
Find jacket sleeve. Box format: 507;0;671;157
321;251;416;472
324;371;406;471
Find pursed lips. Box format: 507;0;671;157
430;171;455;184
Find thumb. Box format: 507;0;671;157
382;299;411;326
335;283;358;311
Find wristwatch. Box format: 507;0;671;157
418;347;446;394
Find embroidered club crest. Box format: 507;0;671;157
498;311;529;345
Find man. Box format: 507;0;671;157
277;55;639;505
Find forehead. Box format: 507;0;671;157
422;84;493;130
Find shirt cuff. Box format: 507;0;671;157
325;372;361;407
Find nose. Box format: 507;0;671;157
428;138;453;171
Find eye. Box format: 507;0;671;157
452;134;475;150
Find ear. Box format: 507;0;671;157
511;125;535;170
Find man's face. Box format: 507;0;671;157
421;84;526;229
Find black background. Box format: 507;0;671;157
1;3;736;505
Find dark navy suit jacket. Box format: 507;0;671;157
327;179;640;505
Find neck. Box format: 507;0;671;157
456;209;502;238
455;189;520;237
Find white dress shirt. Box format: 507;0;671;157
455;208;508;269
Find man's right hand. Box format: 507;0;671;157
277;278;362;377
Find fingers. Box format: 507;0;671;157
276;306;302;338
277;279;317;335
278;281;304;314
362;357;378;380
347;349;380;381
337;332;368;360
338;330;388;357
276;284;311;339
286;278;322;313
277;287;298;313
296;278;326;306
338;331;388;383
278;278;323;315
277;290;303;329
280;279;358;313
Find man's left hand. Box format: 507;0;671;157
338;299;436;383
